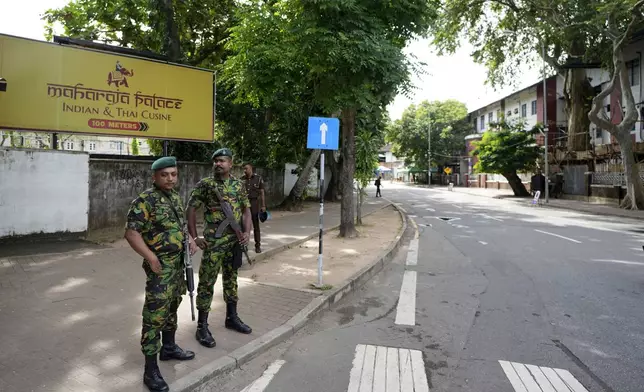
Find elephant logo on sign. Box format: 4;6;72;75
107;61;135;89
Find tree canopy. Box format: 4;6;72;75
471;120;541;196
223;0;437;236
386;100;470;170
431;0;644;208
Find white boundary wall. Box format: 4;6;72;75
0;148;89;238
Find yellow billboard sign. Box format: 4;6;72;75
0;34;214;142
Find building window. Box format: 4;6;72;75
531;100;537;115
480;115;485;131
595;128;602;139
627;59;640;86
88;142;96;151
521;104;527;118
488;112;493;123
497;109;502;119
65;141;74;150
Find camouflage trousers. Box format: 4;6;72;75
141;253;186;356
196;240;239;311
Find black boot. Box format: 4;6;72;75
143;355;169;392
159;330;195;361
225;302;252;334
195;311;216;348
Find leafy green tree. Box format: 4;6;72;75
386;100;470;170
224;0;437;237
43;0;235;67
432;0;644;209
131;138;140;156
587;1;644;209
431;0;601;153
471;121;541;197
355;114;385;225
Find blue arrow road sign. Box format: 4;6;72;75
307;117;339;150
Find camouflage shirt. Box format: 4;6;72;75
187;176;250;244
125;185;186;258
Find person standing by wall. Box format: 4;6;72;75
242;162;266;253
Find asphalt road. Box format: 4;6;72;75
198;184;644;392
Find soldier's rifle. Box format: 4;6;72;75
182;233;196;321
160;190;197;322
211;186;252;265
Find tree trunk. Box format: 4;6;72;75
503;171;531;197
159;0;181;61
340;107;357;238
588;20;642;210
565;68;593;152
324;150;341;201
616;133;644;209
281;149;321;211
356;186;363;226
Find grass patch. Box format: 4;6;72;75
309;283;334;291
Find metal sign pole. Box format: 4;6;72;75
306;116;338;289
318;152;325;286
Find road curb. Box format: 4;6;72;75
170;201;409;392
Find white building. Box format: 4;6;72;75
0;131;153;155
467;34;644;148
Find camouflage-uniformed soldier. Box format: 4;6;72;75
124;156;198;392
242;162;266;253
187;148;253;349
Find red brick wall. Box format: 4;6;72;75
536;77;558;147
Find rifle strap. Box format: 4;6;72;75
211;180;245;235
211;182;225;205
158;189;187;236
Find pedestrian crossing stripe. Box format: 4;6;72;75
499;360;589;392
347;344;429;392
240;360;286;392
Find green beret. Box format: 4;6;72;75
151;156;177;171
211;148;233;160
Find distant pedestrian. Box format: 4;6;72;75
531;169;546;196
375;176;382;197
187;148;253;350
124;156;198;392
242;162;266;253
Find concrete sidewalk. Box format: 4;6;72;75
412;184;644;220
0;198;388;392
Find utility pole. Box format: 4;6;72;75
427;121;432;185
542;41;549;203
